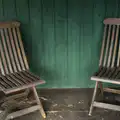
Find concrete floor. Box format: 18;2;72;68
13;89;120;120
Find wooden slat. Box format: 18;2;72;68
107;25;115;67
6;105;40;120
12;28;25;70
99;25;107;66
4;28;17;73
15;73;32;84
9;75;24;86
97;67;107;77
0;35;9;74
117;27;120;67
16;27;29;69
103;25;111;67
91;76;120;85
5;80;45;94
103;88;120;94
107;67;116;78
8;28;21;71
0;76;15;87
112;25;119;67
101;68;111;78
5;76;19;87
0;57;5;75
26;71;41;80
16;72;33;83
0;21;20;28
21;72;38;82
93;67;103;76
0;78;8;89
110;68;120;79
104;18;120;25
93;101;120;111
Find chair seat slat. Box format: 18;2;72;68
15;73;30;84
107;67;116;78
9;74;24;86
16;72;33;83
0;71;45;92
0;78;10;89
0;76;15;87
21;72;38;82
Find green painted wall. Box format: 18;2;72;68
1;0;119;88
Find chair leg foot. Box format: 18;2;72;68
32;86;46;118
88;81;99;116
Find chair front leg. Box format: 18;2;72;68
89;81;99;116
32;86;46;118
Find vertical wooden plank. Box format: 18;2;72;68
29;0;45;78
99;25;107;67
54;0;68;87
67;0;82;87
88;0;106;88
105;0;119;18
42;0;56;87
3;0;16;20
0;0;4;21
82;0;94;87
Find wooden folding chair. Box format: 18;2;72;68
0;21;46;119
89;18;120;116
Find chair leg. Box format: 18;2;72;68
99;82;103;96
32;86;46;118
89;81;99;116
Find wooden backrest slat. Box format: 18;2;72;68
0;29;13;74
0;57;5;75
99;25;107;66
4;28;17;72
8;28;21;71
117;37;120;67
0;21;29;75
12;28;25;70
99;18;120;68
0;39;9;74
107;25;116;67
103;25;112;67
16;27;29;69
112;25;119;67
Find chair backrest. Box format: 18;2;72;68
0;21;29;76
99;18;120;68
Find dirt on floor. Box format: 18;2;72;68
14;89;120;120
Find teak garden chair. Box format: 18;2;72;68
89;18;120;116
0;21;46;119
